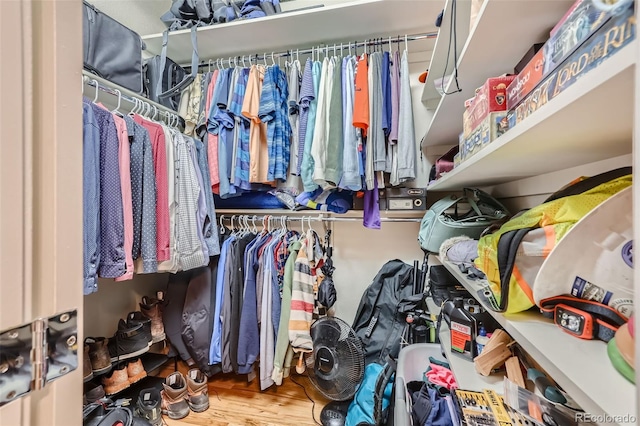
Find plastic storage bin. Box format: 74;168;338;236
394;343;447;426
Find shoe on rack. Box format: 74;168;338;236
126;312;153;347
85;337;112;375
127;358;147;384
108;321;150;363
186;368;209;413
84;384;106;405
139;296;167;343
135;387;163;426
160;372;190;420
83;344;94;383
102;363;130;395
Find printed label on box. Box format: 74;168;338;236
450;321;472;353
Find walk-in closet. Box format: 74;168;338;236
0;0;638;425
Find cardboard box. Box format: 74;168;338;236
507;48;546;110
514;43;545;74
509;3;635;129
460;112;508;162
543;0;611;75
463;75;516;138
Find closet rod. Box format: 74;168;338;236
219;214;422;223
197;32;437;68
82;70;181;125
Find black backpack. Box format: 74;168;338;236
352;260;424;366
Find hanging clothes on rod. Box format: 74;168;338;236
81;78;221;295
178;34;426;228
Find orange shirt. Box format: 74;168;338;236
353;53;370;137
242;65;271;184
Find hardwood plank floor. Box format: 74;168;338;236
158;362;331;426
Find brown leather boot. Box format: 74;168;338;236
102;363;129;395
126;358;147;384
139;296;167;343
85;337;112;375
161;372;190;420
83;344;94;383
186;369;209;412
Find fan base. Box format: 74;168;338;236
320;400;351;426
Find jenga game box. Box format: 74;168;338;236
463;75;516;139
508;2;636;129
506;49;546;110
460;112;509;162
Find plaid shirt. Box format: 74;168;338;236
274;230;299;293
259;65;291;181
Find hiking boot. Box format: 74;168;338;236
160;372;190;420
85;337;112;375
139;296;167;343
126;312;153;346
108;321;150;363
102;363;130;395
127;358;147;384
83;344;94;382
186;368;209;412
84;384;106;405
136;387;162;426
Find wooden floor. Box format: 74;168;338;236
158;362;330;426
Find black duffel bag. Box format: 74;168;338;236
83;1;145;93
144;27;199;111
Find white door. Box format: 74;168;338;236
0;0;83;424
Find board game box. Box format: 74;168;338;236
460;112;508;162
508;2;635;129
463;76;516;139
506;48;546;110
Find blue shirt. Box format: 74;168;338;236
215;70;239;198
229;68;252;191
301;60;322;192
297;59;314;175
210;235;236;364
82;101;101;294
259;65;291;182
90;102;126;279
381;51;392;137
194;136;221;256
124;115;157;273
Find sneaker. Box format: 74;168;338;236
127;358;147;385
83;344;94;383
136;387;162;426
102;363;130;395
85;337;112;375
126;312;153;347
160;372;190;420
139;297;167;343
186;368;209;412
108;321;150;363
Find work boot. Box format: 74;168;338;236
83;344;94;382
108;321;150;363
85;337;112;375
127;358;147;384
139;296;167;343
84;384;106;405
126;312;153;346
186;368;209;412
160;372;190;420
136;387;162;426
102;363;130;395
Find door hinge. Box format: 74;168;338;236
0;309;78;407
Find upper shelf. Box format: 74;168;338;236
428;44;636;191
439;259;637;424
422;0;575;147
142;0;444;64
420;0;472;109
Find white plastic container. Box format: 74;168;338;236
394;343;447;426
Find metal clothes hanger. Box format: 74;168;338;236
405;34;409;53
208;59;213;73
